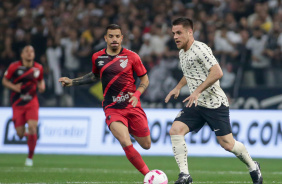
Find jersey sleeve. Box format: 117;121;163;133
4;63;16;80
132;53;147;77
196;44;218;70
92;53;99;75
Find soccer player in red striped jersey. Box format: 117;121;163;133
2;45;45;166
59;24;151;175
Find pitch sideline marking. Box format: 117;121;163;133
0;167;281;175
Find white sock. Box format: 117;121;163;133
171;135;189;174
231;141;256;172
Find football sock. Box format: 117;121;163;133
231;141;256;172
171;135;189;174
123;144;149;175
27;134;37;159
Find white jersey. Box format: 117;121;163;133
179;40;229;108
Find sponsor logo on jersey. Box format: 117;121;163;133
98;56;108;58
120;59;128;68
116;56;127;58
34;69;40;78
112;93;130;103
98;60;104;66
20;93;33;101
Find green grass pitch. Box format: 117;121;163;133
0;154;281;183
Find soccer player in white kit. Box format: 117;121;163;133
165;17;263;184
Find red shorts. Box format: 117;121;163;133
104;107;150;137
12;104;39;128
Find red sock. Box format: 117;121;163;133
123;144;150;175
27;134;37;159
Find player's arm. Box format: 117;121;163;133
2;77;21;93
128;74;149;107
58;72;98;87
136;74;149;94
165;76;187;103
183;64;223;107
37;80;46;93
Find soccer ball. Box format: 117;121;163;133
144;169;168;184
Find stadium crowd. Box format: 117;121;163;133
0;0;281;107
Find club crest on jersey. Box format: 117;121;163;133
33;69;40;78
17;70;24;75
98;60;104;66
120;59;128;68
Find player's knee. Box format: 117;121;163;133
118;138;132;148
220;142;233;152
28;126;37;134
141;142;151;150
17;132;24;139
169;127;182;135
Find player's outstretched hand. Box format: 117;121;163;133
58;77;73;87
183;91;201;107
165;88;180;103
128;92;138;107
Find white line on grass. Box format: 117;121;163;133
0;167;281;176
2;182;282;184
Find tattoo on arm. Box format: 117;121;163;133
139;83;148;90
72;72;98;86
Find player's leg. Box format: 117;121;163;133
170;106;204;184
25;105;39;166
201;105;262;184
12;107;26;139
170;121;193;184
110;121;149;175
133;135;151;150
128;107;151;150
217;133;256;168
25;120;38;166
15;126;25;139
217;134;263;184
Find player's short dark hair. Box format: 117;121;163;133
20;45;34;53
105;24;122;35
172;17;193;30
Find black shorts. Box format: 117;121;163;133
174;104;232;136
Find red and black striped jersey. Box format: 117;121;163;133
4;61;44;107
92;48;147;110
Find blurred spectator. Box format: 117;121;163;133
214;25;239;65
264;22;282;85
139;33;152;58
1;37;16;70
74;36;92;72
149;24;170;57
221;63;236;97
60;29;80;76
144;58;177;102
0;0;281;108
248;1;273;32
46;37;63;102
246;27;271;86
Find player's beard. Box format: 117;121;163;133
110;43;120;51
182;38;189;50
25;59;34;63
